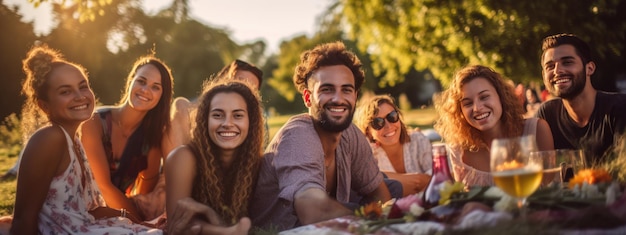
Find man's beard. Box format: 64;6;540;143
550;67;586;100
312;102;354;133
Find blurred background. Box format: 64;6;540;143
0;0;625;146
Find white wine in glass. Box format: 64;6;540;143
491;135;543;213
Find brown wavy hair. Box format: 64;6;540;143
542;33;593;65
293;41;365;94
187;81;264;225
355;94;410;144
215;59;263;89
117;56;173;148
21;44;89;140
434;65;524;151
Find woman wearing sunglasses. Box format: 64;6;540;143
355;95;432;197
433;65;553;187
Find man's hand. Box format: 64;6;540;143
167;197;250;235
294;188;352;225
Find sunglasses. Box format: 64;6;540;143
370;110;399;130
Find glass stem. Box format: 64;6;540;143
518;198;527;220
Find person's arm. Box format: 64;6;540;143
167;198;250;235
361;180;392;205
162;97;193;157
134;147;162;194
536;118;554;151
11;127;65;235
80;115;140;217
165;147;251;234
164;146;197;221
294;187;352;225
383;172;431;196
88;206;143;224
349;124;392;203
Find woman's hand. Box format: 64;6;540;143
89;207;144;225
385;172;432;196
167;197;250;235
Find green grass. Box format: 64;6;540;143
267;107;438;140
398;107;438;130
0;108;439;216
0;155;17;216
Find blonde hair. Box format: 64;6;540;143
355;94;410;144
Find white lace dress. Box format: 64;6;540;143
38;126;161;234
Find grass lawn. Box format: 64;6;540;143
0;108;438;216
0;154;17;216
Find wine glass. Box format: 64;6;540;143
529;150;559;187
490;135;543;215
556;149;586;183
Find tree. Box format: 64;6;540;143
340;0;626;88
29;0;115;22
0;1;38;120
267;3;377;109
28;0;261;102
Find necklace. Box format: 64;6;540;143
114;109;137;139
115;119;131;139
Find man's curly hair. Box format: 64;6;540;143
293;41;365;94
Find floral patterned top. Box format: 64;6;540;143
38;126;161;234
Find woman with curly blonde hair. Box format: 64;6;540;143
165;81;264;233
434;65;553;186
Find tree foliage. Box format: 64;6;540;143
269;3;377;106
9;0;263;113
340;0;626;87
0;1;37;120
29;0;114;22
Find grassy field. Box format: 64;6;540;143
0;108;438;216
0;154;17;216
267;107;438;139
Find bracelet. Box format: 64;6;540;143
140;173;159;180
120;208;127;218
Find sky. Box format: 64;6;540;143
3;0;331;53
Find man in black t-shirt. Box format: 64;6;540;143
536;34;626;165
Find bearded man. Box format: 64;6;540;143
249;42;392;231
536;33;626;165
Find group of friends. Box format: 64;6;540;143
0;33;625;235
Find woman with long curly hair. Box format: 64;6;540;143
434;65;553;186
163;59;263;157
165;81;264;233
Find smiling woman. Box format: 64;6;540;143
165;81;264;233
80;55;174;222
433;65;554;187
6;45;160;234
354;94;433;196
